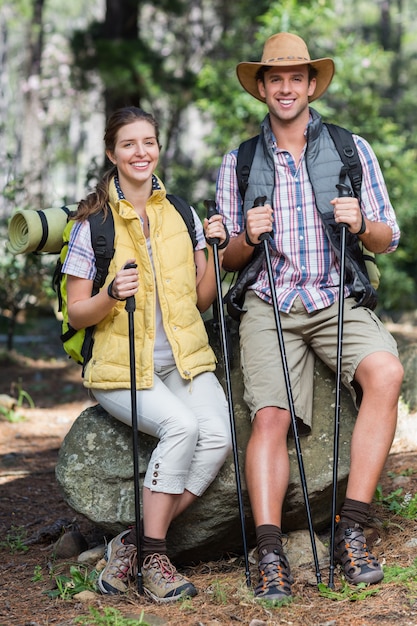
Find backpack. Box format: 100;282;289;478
225;124;380;321
236;124;380;290
52;194;197;369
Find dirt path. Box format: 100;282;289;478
0;349;416;625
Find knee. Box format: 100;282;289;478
211;421;233;461
162;412;199;447
250;407;290;446
358;353;404;395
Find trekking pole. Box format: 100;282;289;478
204;200;251;588
124;262;144;594
255;196;322;586
328;182;351;588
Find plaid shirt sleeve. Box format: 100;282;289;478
62;220;96;281
190;205;206;251
355;134;400;252
215;149;245;237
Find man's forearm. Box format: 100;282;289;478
222;231;256;272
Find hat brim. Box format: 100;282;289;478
236;58;335;103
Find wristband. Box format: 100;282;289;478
355;214;366;236
245;229;258;247
107;279;125;301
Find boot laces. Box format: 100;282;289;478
144;553;180;582
113;542;137;579
344;526;374;568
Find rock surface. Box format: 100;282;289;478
56;319;358;562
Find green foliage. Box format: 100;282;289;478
31;565;43;582
0;526;29;554
46;564;98;600
383;557;417;586
0;406;25;423
374;485;417;519
208;578;229;604
3;0;417;314
0;379;34;421
318;579;380;601
0;162;58;349
196;0;417;313
16;384;34;408
75;607;151;626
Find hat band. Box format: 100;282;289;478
262;55;310;63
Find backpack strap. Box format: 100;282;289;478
80;207;115;368
89;208;115;293
325;123;362;199
236;128;362;203
166;193;198;249
236;135;259;203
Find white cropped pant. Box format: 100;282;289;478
93;365;232;497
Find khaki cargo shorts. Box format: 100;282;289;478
239;291;399;430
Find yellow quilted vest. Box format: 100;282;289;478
84;183;216;390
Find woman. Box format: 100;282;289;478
63;106;232;602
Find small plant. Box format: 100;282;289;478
383;557;417;589
31;565;43;582
0;379;34;422
45;564;98;600
375;485;417;519
0;404;26;422
74;607;151;625
208;578;229;604
318;580;380;601
0;526;29;553
178;595;197;612
387;468;416;478
15;379;35;408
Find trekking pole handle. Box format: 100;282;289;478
204;200;229;249
336;183;352;230
252;195;273;243
336;183;353;198
124;263;138;313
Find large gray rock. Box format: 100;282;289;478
56;320;358;563
397;340;417;412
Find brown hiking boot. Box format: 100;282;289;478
334;522;383;584
97;531;137;594
142;553;197;603
255;549;293;601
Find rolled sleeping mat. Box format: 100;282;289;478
7;204;77;255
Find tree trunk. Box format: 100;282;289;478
103;0;141;119
21;0;45;207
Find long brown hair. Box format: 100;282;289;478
75;107;160;220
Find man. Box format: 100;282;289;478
216;32;403;600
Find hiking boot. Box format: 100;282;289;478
334;522;383;585
97;530;137;594
142;553;197;603
255;549;293;601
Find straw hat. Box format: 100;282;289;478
236;32;335;103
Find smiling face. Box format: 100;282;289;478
106;119;160;193
257;65;316;126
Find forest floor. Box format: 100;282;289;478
0;319;416;626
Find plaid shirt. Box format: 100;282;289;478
216;117;400;313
